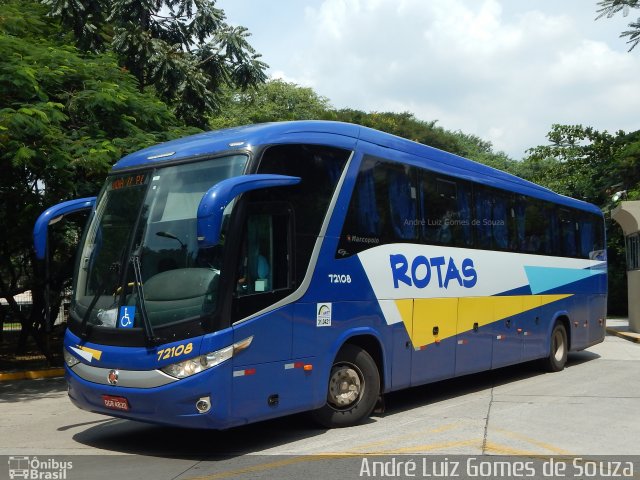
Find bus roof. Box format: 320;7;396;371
113;120;602;216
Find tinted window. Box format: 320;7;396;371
559;209;578;257
336;155;603;260
236;212;291;296
579;212;605;259
338;156;417;256
256;144;350;282
421;174;472;248
474;186;512;251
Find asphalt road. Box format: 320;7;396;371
1;331;639;480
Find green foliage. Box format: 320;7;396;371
333;109;519;171
43;0;269;127
612;130;640;199
210;79;333;129
596;0;640;51
524;124;640;315
0;0;198;346
523;124;630;205
211;85;517;172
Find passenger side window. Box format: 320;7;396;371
337;156;418;256
337;156;604;260
421;174;472;248
474;187;512;251
515;198;545;254
581;213;605;259
559;209;578;257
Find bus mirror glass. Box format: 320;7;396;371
33;197;97;260
196;174;300;248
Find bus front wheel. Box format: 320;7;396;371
542;322;568;372
312;344;380;428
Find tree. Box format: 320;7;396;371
333;109;518;171
523;124;626;205
43;0;269;127
596;0;640;51
210;79;334;129
0;0;198;361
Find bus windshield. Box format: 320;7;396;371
70;155;247;337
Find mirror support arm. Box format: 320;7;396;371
197;174;300;248
33;197;97;260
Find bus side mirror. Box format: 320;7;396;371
33;197;96;260
197;174;300;248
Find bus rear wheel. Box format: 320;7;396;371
311;344;380;428
542;322;568;372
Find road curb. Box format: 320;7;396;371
606;327;640;344
0;368;64;382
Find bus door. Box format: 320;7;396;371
410;298;456;385
455;297;493;376
228;205;304;422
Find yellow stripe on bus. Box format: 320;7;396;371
395;294;572;349
76;345;103;361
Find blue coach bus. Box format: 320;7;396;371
34;121;607;429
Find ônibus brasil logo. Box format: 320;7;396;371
8;456;73;479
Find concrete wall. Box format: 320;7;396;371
612;201;640;333
628;271;640;333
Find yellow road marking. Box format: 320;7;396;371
186;455;335;480
344;423;460;452
484;441;554;456
493;428;573;455
360;438;482;455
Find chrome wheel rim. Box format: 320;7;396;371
327;362;364;410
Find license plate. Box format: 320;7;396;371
102;395;130;411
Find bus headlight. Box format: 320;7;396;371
160;336;253;379
63;349;80;368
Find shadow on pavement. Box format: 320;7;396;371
69;350;600;460
72;413;324;460
381;351;600;417
0;376;67;403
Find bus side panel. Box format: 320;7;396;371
568;295;590;350
490;300;524;369
230;306;310;423
455;297;493;376
232;305;293;363
588;294;607;346
385;302;412;391
292;300;392;403
410;298;456;385
229;359;318;425
523;299;553;360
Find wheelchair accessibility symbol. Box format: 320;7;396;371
118;306;136;328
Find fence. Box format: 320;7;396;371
0;291;70;371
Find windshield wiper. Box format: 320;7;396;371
79;282;105;339
79;257;122;338
131;253;158;345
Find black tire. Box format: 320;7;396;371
311;344;380;428
542;322;568;372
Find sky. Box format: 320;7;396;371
216;0;640;160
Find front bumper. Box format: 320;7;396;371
66;363;236;430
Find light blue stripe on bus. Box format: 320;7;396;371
524;266;606;294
